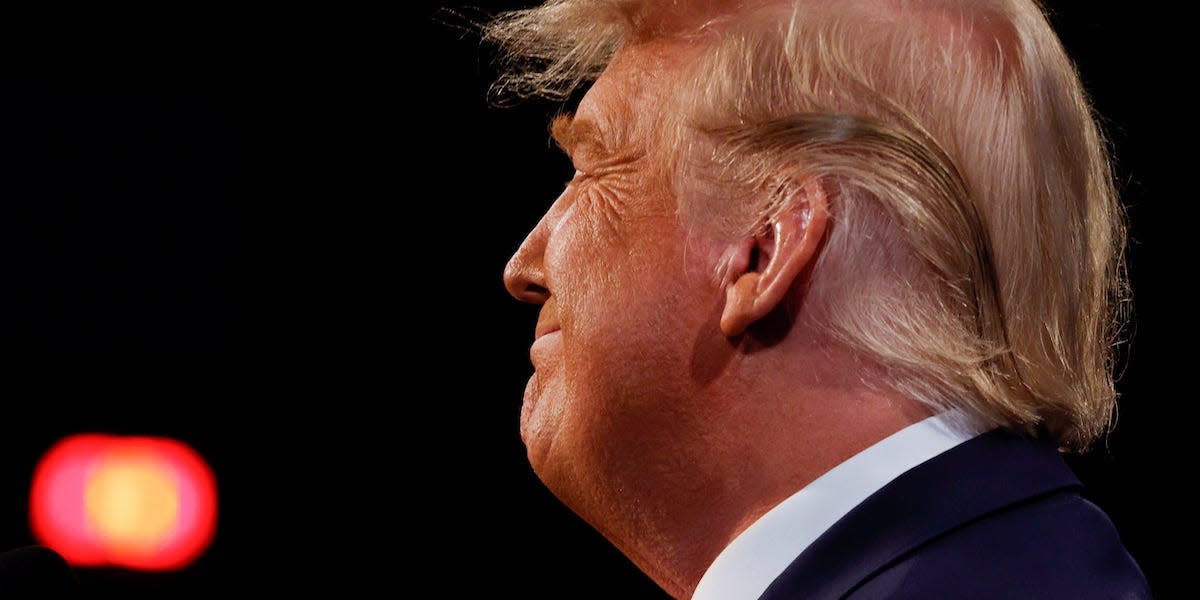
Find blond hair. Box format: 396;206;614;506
484;0;1127;450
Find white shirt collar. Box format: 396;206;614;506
691;412;986;600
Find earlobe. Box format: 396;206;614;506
720;273;761;336
718;179;829;338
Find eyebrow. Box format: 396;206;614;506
550;113;610;160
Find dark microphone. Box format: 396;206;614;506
0;545;78;598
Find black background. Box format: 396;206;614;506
0;2;1188;597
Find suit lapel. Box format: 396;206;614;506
758;429;1081;600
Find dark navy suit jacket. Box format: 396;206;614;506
758;429;1151;599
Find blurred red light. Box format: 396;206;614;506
30;434;217;570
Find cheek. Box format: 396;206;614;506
544;204;624;329
558;233;700;387
545;182;723;386
549;220;659;329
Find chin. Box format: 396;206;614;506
519;382;595;515
519;369;562;473
522;422;577;513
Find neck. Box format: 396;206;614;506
611;342;932;599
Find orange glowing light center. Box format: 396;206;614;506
31;434;217;570
85;459;180;551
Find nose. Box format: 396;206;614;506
504;218;551;305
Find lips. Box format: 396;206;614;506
535;321;561;339
529;321;562;368
534;297;560;340
530;302;562;369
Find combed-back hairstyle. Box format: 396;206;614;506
484;0;1127;451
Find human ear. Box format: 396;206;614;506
719;178;829;337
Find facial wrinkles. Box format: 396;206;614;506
545;153;648;349
587;168;635;238
545;42;681;355
567;144;647;240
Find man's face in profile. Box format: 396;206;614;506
503;42;726;520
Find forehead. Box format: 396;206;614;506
571;41;694;149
